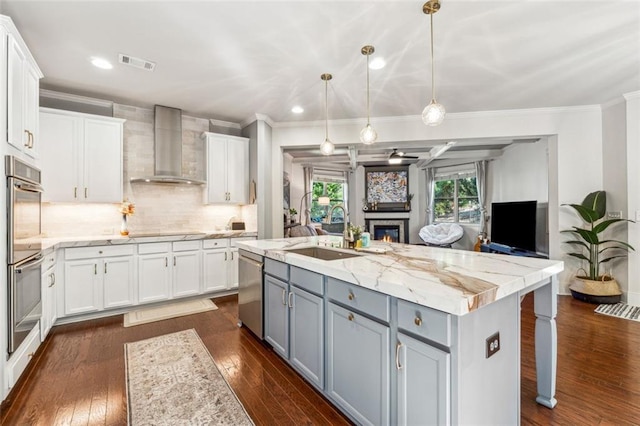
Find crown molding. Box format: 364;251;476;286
272;105;603;128
209;118;241;130
623;91;640;101
241;113;275;129
40;89;114;109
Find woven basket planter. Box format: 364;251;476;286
569;275;622;304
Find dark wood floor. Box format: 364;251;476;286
2;294;639;425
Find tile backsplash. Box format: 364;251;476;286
42;104;257;237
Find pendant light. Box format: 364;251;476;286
422;0;446;126
360;45;377;145
319;73;335;155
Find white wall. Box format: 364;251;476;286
625;92;640;304
602;100;629;297
271;106;604;295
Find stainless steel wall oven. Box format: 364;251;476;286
6;155;43;355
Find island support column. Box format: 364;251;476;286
533;276;558;408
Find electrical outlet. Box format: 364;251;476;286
607;211;622;219
486;332;500;358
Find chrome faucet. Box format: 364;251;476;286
326;204;351;248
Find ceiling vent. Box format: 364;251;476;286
118;53;156;71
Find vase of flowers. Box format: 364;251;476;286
119;200;135;236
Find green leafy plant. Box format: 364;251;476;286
289;208;297;215
562;190;634;280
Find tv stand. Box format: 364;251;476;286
481;243;548;259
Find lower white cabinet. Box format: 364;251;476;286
173;249;201;298
138;241;202;302
64;256;135;315
41;253;57;340
6;324;40;391
138;252;171;303
203;249;228;293
327;301;390;426
396;332;450;426
63;245;135;316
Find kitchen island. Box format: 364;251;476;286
236;235;563;425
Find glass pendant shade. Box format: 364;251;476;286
320;138;335;155
422;100;446;126
360;123;377;145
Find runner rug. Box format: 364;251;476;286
594;302;640;322
123;298;217;327
125;329;254;425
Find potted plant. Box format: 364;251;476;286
289;208;297;223
562;190;634;304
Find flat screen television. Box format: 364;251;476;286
490;201;537;252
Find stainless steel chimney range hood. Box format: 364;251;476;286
130;105;206;185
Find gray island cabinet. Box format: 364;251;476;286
237;236;563;425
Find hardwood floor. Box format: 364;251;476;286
2;294;639;425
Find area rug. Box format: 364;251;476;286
125;329;254;425
595;302;640;322
123;298;217;327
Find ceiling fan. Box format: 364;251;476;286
388;148;418;164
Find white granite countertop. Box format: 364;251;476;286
235;236;564;316
41;231;258;252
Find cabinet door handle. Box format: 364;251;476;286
29;131;34;148
414;316;423;326
281;288;287;305
173;256;176;266
396;342;403;370
104;263;107;274
225;252;227;261
348;313;354;321
51;272;56;286
94;264;97;275
288;292;294;309
23;130;30;147
348;292;355;301
74;187;78;198
84;188;88;198
230;252;234;261
165;257;168;267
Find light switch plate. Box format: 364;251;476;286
607;211;622;219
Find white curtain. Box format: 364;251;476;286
425;168;436;225
302;166;313;225
474;160;488;236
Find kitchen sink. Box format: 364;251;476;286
284;246;362;261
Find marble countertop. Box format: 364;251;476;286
41;230;258;252
235;236;564;316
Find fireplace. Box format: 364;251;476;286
374;225;400;243
365;218;409;243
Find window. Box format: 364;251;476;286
310;181;347;223
434;175;479;223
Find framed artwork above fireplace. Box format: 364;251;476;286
364;166;410;211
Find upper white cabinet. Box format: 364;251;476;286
203;132;249;204
39;108;125;203
2;16;43;159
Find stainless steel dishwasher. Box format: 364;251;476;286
238;249;264;338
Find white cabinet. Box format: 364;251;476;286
203;132;249;204
138;252;171;303
203;239;229;293
172;241;201;297
63;246;135;316
5;324;40;392
39;108;125;203
4;19;43;158
41;253;58;340
138;241;202;303
202;237;254;292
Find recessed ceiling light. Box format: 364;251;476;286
369;57;386;70
291;106;304;114
91;57;113;70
